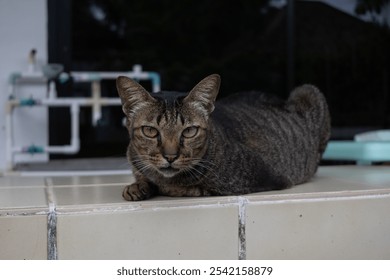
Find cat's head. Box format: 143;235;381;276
117;74;220;178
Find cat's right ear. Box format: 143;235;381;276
184;74;221;117
116;76;155;117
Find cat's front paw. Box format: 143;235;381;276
122;182;153;201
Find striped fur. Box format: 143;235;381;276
117;74;330;201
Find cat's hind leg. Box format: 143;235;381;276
287;84;331;155
287;84;326;114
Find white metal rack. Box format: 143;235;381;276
5;64;161;171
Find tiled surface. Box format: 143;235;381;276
0;174;49;259
0;176;48;209
0;187;48;208
0;165;390;260
0;176;49;259
318;166;390;188
42;174;134;208
0;215;47;259
57;205;238;260
0;176;46;188
50;185;126;207
243;166;390;259
247;166;390;199
48;174;133;187
245;196;390;259
15;157;129;171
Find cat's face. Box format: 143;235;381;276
117;74;220;178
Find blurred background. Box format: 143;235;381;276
1;0;390;170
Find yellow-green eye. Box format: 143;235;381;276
142;126;159;138
182;126;199;138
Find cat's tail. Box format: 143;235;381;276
287;84;331;156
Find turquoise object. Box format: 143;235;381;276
24;145;45;154
19;98;37;106
323;141;390;162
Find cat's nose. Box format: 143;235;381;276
163;154;178;164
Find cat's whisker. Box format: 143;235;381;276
182;162;217;185
182;167;200;182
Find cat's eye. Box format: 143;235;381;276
182;126;199;138
142;126;159;138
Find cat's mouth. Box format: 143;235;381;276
158;166;180;177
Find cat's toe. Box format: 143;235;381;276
122;183;151;201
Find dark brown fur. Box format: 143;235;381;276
116;74;330;201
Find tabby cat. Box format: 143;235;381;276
116;74;330;201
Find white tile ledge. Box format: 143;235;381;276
54;196;241;215
2;165;390;260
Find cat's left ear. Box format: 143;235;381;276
184;74;220;117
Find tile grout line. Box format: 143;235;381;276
47;201;57;260
238;196;249;260
45;178;58;260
